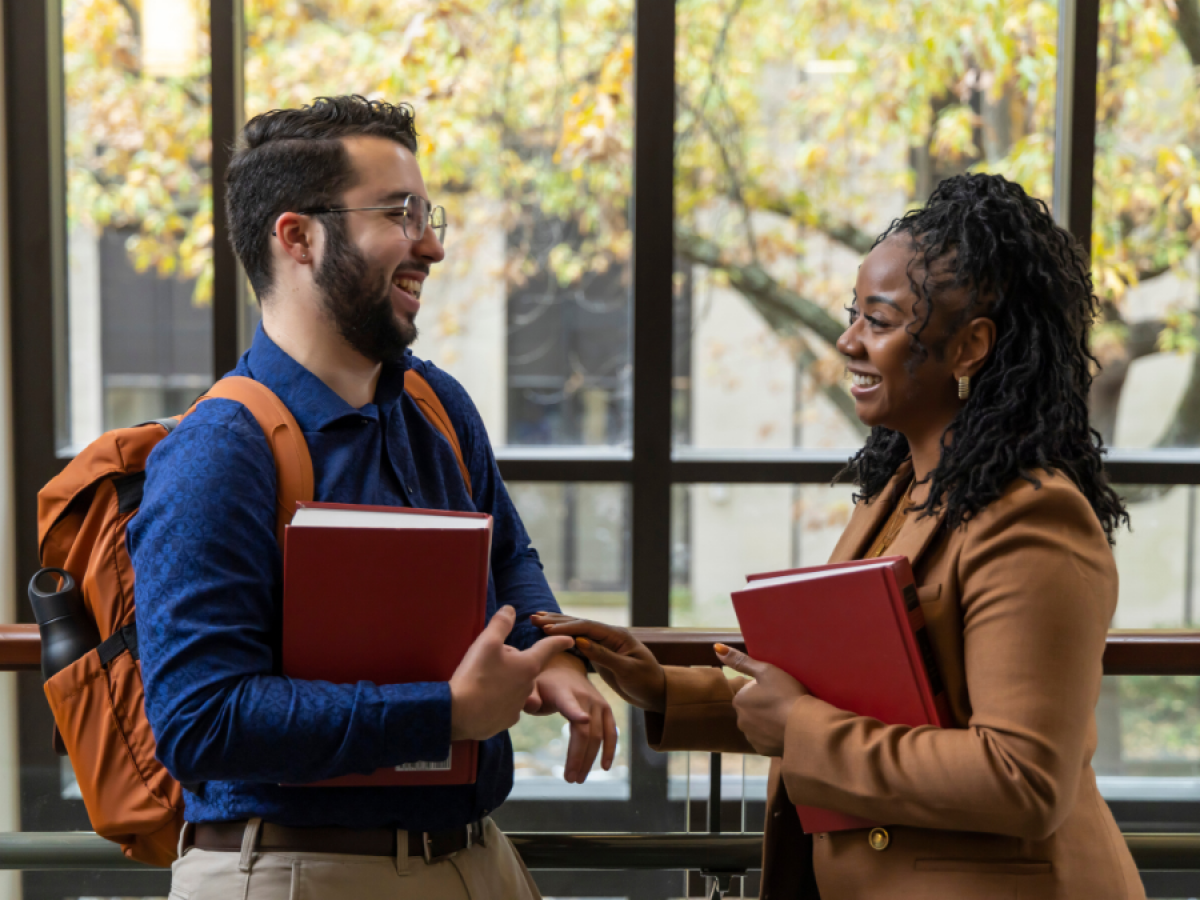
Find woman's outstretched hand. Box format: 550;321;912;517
530;613;667;714
715;643;809;758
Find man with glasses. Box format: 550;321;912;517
130;95;615;899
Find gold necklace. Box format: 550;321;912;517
870;479;916;557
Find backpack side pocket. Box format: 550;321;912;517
44;647;183;867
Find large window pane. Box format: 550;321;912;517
63;0;213;452
1095;676;1200;794
507;482;630;798
1092;0;1200;449
671;483;854;628
242;1;634;448
673;1;1058;450
1114;484;1200;627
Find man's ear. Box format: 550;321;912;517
954;316;997;379
272;212;314;265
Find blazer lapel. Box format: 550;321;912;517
827;462;949;569
887;499;949;570
827;467;911;563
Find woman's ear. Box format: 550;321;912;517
954;316;997;379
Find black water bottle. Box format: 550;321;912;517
28;567;100;683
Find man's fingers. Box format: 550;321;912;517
600;705;618;770
524;635;577;672
580;713;604;783
522;684;543;715
714;643;763;678
564;711;603;784
484;605;517;642
553;687;590;724
563;721;586;783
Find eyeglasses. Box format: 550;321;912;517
297;194;447;243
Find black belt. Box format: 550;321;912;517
187;819;486;863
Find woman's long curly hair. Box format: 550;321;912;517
837;173;1129;541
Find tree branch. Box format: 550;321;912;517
675;0;747;154
1157;346;1200;446
752;195;878;255
115;0;140;38
681;97;761;264
1127;318;1169;360
812;212;877;255
675;228;845;348
677;227;865;437
792;336;869;438
1171;0;1200;66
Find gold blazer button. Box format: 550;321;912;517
868;827;890;851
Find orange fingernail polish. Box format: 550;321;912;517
713;643;729;654
576;638;592;650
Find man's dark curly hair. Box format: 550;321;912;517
837;173;1129;541
225;95;419;300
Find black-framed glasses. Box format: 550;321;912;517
298;194;447;243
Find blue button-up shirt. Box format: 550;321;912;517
130;325;559;830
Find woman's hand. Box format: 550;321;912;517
530;613;667;713
715;643;810;758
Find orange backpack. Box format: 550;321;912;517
35;372;469;867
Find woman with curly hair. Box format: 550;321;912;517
535;173;1144;899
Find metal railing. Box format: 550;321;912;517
1;831;1198;871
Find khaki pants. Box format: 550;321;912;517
167;818;541;900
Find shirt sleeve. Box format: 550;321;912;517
130;400;452;785
419;363;561;651
775;477;1113;840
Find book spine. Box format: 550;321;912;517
891;571;953;728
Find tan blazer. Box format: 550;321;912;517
647;466;1146;899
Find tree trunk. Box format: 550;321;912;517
1172;0;1200;66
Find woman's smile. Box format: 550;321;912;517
849;370;883;393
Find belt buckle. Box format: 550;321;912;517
422;831;434;864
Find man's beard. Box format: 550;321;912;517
314;217;418;363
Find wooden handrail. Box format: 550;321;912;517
3;624;1200;674
635;627;1200;674
0;625;42;672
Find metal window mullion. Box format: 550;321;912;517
630;1;675;630
1052;0;1101;251
211;0;244;377
6;0;62;613
626;0;677;833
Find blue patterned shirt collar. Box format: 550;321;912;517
238;322;414;432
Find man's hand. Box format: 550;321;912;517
530;612;667;713
449;606;575;742
715;643;809;758
524;654;618;783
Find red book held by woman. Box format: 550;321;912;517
732;555;951;833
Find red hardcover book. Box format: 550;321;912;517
281;501;492;787
732;555;951;833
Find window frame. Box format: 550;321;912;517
6;1;1200;897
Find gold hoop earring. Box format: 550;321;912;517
958;375;970;400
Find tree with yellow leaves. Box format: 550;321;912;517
64;0;1200;446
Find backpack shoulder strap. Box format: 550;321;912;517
189;376;314;544
404;370;473;497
